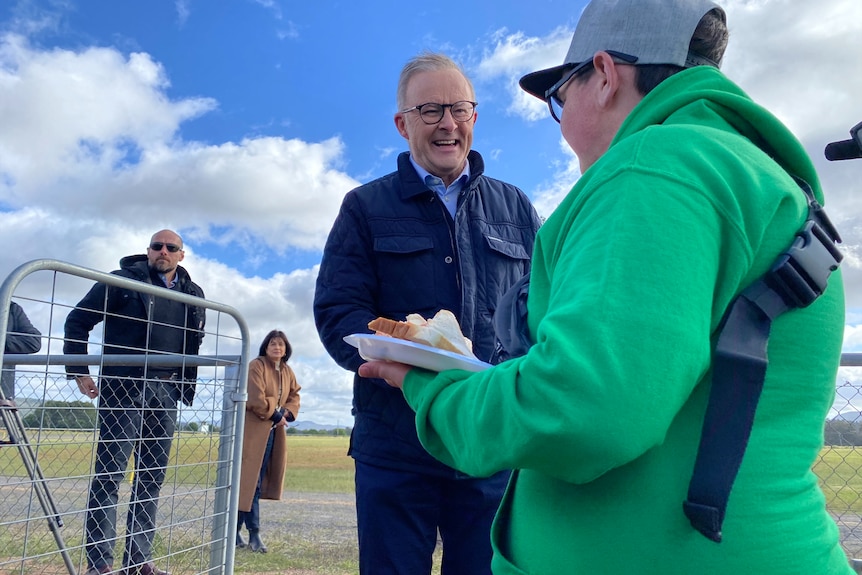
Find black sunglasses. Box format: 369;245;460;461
149;242;183;253
544;50;639;123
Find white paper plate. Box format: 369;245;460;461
343;333;491;373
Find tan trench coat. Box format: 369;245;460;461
238;356;301;512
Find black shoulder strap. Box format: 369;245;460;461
683;178;843;542
492;273;531;363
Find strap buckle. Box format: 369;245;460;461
766;212;842;309
685;178;843;543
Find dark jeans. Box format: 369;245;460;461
85;378;179;570
1;367;14;400
354;460;510;575
237;428;275;533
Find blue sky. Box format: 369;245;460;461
1;0;860;424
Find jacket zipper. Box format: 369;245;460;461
434;194;462;297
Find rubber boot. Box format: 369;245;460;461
248;530;267;553
235;531;247;548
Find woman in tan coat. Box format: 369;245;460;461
236;329;301;553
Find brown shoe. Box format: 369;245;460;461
122;562;170;575
83;567;113;575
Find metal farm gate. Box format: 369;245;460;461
6;259;862;573
0;259;250;575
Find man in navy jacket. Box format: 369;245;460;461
314;53;541;574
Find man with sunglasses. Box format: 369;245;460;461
64;229;206;575
314;52;541;574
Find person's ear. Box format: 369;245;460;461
394;113;409;140
592;51;622;109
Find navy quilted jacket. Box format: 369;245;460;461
314;151;541;476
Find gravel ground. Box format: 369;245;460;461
237;491;359;575
6;476;862;574
0;477;360;575
257;490;357;546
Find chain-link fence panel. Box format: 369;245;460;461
6;259;862;572
823;375;862;569
1;259;250;575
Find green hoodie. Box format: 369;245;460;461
402;66;850;574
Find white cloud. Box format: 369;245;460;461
276;20;300;41
2;0;861;424
0;36;212;178
0;216;356;425
470;0;862;408
477;0;862;308
252;0;282;20
475;26;573;122
0;33;357;253
529;136;581;219
175;0;191;26
718;0;862;309
0;30;359;424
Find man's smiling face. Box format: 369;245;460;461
394;68;476;187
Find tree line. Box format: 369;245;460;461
21;400;97;429
19;400;349;436
824;419;862;446
15;400;853;443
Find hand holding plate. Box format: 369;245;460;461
359;360;412;390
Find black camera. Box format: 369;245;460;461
825;121;862;161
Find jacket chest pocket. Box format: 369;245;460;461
373;235;438;311
484;234;530;262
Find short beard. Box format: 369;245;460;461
150;260;176;275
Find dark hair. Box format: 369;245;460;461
258;330;292;363
635;8;729;95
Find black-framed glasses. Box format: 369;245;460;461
544;51;638;123
400;101;477;125
149;242;182;253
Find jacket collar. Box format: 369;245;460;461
396;150;485;201
119;254;192;288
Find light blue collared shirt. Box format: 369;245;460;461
159;273;177;289
409;155;470;219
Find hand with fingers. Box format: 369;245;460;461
358;361;413;390
75;375;99;398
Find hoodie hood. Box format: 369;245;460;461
614;66;822;203
119;253;192;284
119;253;148;269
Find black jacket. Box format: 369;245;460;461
1;301;42;399
64;255;206;406
314;150;541;476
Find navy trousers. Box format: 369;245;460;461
85;378;179;570
355;460;509;575
237;427;276;533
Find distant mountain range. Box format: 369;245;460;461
9;396;350;433
292;420;351;432
830;411;862;423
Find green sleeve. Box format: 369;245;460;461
403;166;753;483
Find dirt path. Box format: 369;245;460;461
259;490;357;546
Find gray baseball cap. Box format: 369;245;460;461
519;0;724;101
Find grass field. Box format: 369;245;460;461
0;431;355;491
3;433;862;574
283;435;354;493
815;446;862;514
0;432;358;575
5;432;862;507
